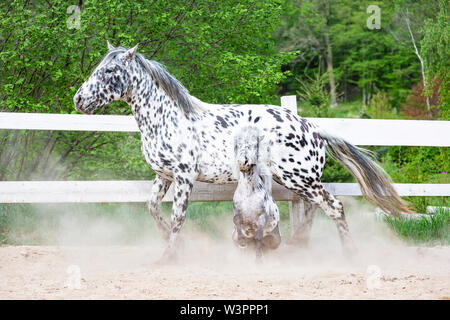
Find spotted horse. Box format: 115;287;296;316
74;43;410;263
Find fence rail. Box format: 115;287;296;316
0;96;448;237
0;181;448;203
1;112;449;146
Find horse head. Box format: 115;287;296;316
234;126;264;173
73;42;138;114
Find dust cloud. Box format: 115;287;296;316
0;198;448;299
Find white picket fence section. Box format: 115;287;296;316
0;95;449;235
0;181;447;204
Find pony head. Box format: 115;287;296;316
233;126;264;173
73;41;138;114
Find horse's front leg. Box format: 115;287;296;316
159;177;193;263
147;175;172;241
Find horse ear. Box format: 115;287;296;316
106;40;115;51
259;135;265;142
125;43;139;60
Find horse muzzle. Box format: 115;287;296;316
74;93;95;115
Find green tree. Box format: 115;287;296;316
0;0;294;180
277;0;338;106
389;0;441;111
276;0;428;110
421;0;449;119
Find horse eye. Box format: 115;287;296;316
105;69;114;74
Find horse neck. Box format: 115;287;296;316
125;65;186;134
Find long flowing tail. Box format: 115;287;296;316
318;130;412;216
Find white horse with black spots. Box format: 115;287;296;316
74;43;410;263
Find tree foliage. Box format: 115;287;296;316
421;0;449;119
276;0;440;110
0;0;293;180
0;0;447;193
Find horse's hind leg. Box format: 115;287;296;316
301;185;356;256
147;175;172;241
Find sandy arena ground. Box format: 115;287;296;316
0;205;449;300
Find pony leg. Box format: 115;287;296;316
288;202;318;248
255;234;264;262
232;212;247;248
255;214;267;262
159;178;193;262
147;175;172;241
262;224;281;250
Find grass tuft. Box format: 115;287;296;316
384;207;450;245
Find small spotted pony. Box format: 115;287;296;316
74;43;410;263
232;126;281;261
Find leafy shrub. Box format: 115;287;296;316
401;79;441;119
381;146;449;212
296;71;331;117
367;91;395;119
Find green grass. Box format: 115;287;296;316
384;207;450;245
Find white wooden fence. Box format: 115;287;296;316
0;96;449;234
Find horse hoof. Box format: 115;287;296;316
238;239;247;248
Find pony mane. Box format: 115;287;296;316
99;47;201;117
232;126;273;192
256;162;273;194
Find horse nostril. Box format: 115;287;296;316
74;95;83;112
